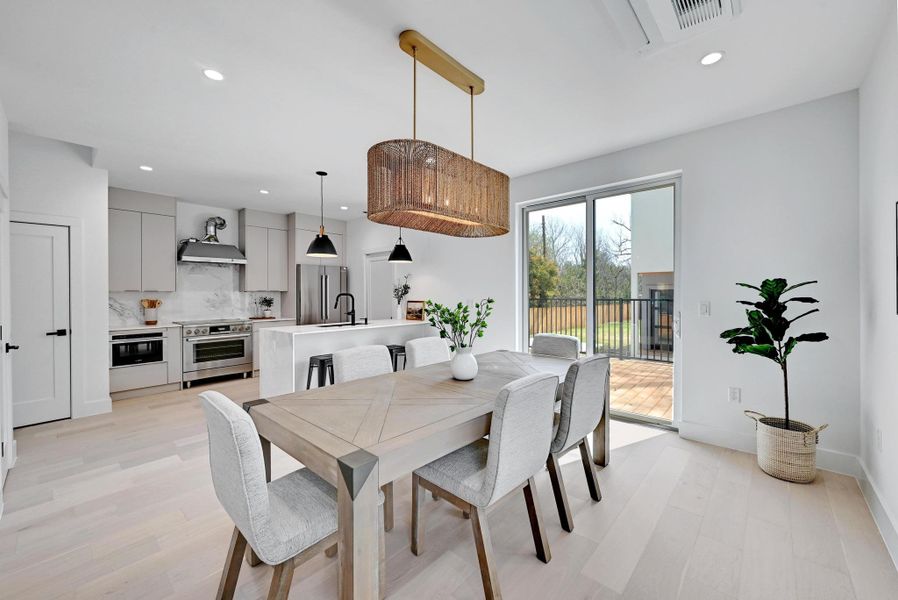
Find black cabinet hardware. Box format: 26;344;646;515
46;329;68;336
5;343;19;353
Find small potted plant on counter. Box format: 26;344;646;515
720;278;829;483
425;298;495;380
257;296;274;319
393;274;411;320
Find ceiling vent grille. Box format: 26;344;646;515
672;0;723;30
603;0;743;53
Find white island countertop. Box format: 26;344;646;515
259;319;434;397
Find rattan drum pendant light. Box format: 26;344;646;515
367;30;509;238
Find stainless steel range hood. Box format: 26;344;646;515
177;216;247;265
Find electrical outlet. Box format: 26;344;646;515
877;428;883;453
728;386;741;404
699;301;711;316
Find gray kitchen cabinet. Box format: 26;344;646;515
140;213;176;292
109;208;142;292
239;209;289;292
267;228;288;291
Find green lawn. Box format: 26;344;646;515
531;321;631;351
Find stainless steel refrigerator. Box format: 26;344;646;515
296;264;350;325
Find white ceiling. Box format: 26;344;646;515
0;0;887;218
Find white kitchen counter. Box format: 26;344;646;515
259;319;434;397
109;323;181;332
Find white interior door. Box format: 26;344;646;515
10;222;71;427
0;198;11;486
365;252;394;320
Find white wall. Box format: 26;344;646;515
344;219;516;353
0;100;7;199
858;4;898;563
630;187;675;297
513;92;860;470
9;132;110;417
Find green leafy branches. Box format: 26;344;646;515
424;298;495;352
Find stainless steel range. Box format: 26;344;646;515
175;318;253;388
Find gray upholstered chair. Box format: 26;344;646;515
332;344;393;383
410;373;559;599
530;333;581;359
405;336;451;369
200;390;341;599
545;355;610;533
330;344;398;533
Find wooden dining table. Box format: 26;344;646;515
243;350;610;599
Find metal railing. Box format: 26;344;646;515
528;297;673;362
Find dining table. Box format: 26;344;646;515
243;349;610;599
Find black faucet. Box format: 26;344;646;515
334;293;356;325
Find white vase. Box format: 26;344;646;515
263;309;273;318
395;303;403;320
144;307;158;325
451;347;478;381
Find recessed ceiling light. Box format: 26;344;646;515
340;206;349;211
259;189;270;195
700;51;724;66
203;69;225;81
139;165;153;172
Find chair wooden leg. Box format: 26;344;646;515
546;453;574;532
579;438;602;502
216;526;247;600
470;505;502;600
267;560;295;600
462;510;470;519
411;473;424;556
325;544;337;558
382;482;394;532
432;491;438;501
523;477;551;564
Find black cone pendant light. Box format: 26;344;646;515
388;227;413;263
306;171;338;258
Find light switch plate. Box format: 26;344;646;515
728;386;741;404
700;301;711;316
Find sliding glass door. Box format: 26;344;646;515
523;181;677;425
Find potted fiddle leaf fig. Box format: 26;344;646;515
720;278;829;483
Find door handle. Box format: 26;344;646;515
46;329;68;336
5;343;19;353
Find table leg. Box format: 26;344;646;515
337;449;381;600
246;436;271;566
593;368;610;467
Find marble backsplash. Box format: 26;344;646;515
109;262;284;326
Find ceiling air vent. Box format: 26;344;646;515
602;0;743;54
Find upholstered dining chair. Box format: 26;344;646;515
530;333;581;360
545;354;610;533
410;373;559;599
405;336;451;369
332;344;393;383
330;344;397;533
200;391;345;599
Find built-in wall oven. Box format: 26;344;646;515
176;319;253;387
110;331;166;368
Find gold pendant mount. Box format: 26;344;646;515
399;30;485;95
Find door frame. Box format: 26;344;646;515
517;171;683;428
0;191;12;495
11;211;94;419
363;249;394;320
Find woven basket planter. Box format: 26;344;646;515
745;411;828;483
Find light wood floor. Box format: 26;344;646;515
610;359;673;421
1;376;896;599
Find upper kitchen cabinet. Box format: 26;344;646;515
108;188;177;292
239;209;288;292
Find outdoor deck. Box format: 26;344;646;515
609;357;673;421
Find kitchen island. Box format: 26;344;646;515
258;319;435;397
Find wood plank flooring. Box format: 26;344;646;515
1;376;896;599
610;359;673;421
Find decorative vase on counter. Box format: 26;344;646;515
144;307;158;326
263;309;273;318
395;302;403;321
451;347;478;381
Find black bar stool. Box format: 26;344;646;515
306;354;334;389
386;345;406;372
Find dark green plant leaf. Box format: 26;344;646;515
784;297;819;304
733;343;780;362
794;332;828;342
783;280;818;293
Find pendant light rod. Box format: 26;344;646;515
470;86;474;161
316;170;327;232
398;30;484;95
413;47;417;140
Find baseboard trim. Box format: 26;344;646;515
677;419;862;477
857;460;898;571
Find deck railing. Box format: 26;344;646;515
528;297;673;362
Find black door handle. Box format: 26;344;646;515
5;343;19;353
46;329;68;336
